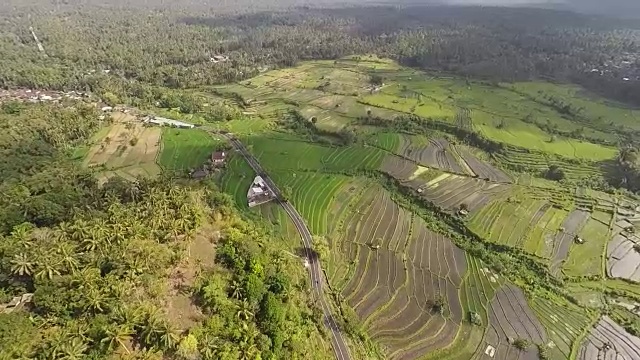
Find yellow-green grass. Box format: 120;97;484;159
158;128;221;172
429;255;501;360
477;123;617;161
268;171;351;236
563;214;611;277
529;294;593;360
219;154;255;210
368;132;401;153
509;82;640;131
468;194;545;249
523;206;568;259
246;133;386;172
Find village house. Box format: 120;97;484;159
142;116;195;129
211;151;227;167
247;176;275;207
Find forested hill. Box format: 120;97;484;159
1;5;639;108
0;100;330;359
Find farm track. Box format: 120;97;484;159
226;136;351;360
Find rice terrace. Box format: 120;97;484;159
84;56;640;359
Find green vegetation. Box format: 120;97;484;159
0;102;330;359
158;128;221;172
4;2;640;359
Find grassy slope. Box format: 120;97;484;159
158;128;221;172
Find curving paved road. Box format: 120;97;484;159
226;136;352;360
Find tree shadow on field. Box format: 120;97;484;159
598;158;626;189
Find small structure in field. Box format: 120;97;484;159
143;116;195;129
247;176;275;207
210;55;229;63
484;345;496;358
211;151;227;167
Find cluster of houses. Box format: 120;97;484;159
0;89;87;103
588;54;640;82
191;150;228;179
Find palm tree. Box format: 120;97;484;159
56;242;81;274
10;253;35;276
100;323;133;354
59;337;88;360
199;334;221;360
230;280;243;300
236;300;254;321
34;260;61;280
85;287;107;313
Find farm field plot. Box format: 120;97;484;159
213;57;626;165
563;215;611;277
493;147;606;183
431;255;502;360
403;138;466;175
83;113;161;180
380;154;420;180
219;154;255;209
549;209;591;275
469;196;551;250
530;295;592;360
578;316;640;360
607;231;640;282
473;285;547;360
329;184;468;360
269;171;351;236
457;148;511;183
245;133;386;173
158;128;221;172
413;172;510;214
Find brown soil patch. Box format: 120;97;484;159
85;113;161;171
164;224;219;331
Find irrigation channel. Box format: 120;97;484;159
226;135;352;360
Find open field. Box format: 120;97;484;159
325;183;467;360
407;171;511;214
158;128;221;172
245;133;386;173
578;316;640;360
473;285;547;360
530;295;593;360
83;113;161;180
211;58;621;163
563;215;611;277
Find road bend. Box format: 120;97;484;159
226;136;352;360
